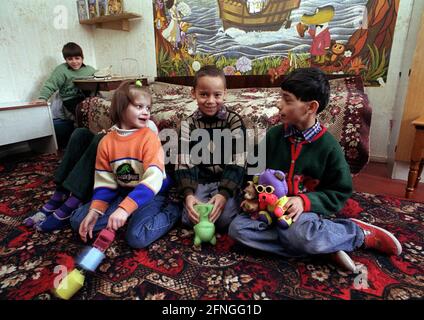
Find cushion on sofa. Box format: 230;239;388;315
75;76;371;174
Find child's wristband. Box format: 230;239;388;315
91;208;104;216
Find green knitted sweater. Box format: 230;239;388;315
38;63;96;101
266;124;352;215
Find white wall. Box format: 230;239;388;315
388;1;424;181
0;0;95;103
93;0;157;80
0;0;156;103
365;0;417;163
0;0;421;168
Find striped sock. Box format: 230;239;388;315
40;187;70;214
24;187;70;227
54;195;82;219
36;195;82;232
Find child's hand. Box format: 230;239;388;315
185;195;201;224
79;210;99;242
107;207;129;231
283;196;305;222
208;194;227;223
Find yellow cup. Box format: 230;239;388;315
52;269;85;300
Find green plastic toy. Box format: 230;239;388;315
193;204;216;246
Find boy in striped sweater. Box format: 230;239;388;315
175;65;247;231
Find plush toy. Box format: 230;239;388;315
256;169;292;229
193;204;216;246
240;180;259;217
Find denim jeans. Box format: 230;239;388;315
182;182;240;231
70;194;181;248
228;212;365;257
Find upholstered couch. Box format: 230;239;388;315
76;76;372;174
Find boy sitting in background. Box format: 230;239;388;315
34;42;96;116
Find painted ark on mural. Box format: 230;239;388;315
153;0;399;86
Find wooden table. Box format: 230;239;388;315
73;77;148;95
405;115;424;198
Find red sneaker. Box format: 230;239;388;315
350;218;402;256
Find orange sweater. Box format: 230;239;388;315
90;128;165;215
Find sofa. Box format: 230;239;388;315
76;76;372;174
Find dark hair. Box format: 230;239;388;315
109;81;152;126
280;67;330;114
62;42;84;59
193;65;226;89
165;0;174;10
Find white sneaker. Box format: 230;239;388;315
329;250;357;273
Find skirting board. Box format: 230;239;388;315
392;160;424;182
369;156;387;163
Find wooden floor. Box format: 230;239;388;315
353;162;424;202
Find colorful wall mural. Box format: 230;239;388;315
153;0;399;86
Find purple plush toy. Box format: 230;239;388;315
257;169;288;198
256;169;292;229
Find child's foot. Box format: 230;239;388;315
23;211;50;227
24;188;69;227
329;250;357;273
350;218;402;256
35;212;70;232
35;195;82;232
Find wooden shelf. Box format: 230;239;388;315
79;12;141;31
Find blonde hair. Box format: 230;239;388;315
109;81;152;126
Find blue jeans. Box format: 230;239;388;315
182;182;240;231
228;212;365;257
70;194;181;248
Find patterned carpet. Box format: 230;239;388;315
0;153;423;300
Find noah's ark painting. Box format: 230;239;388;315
153;0;399;86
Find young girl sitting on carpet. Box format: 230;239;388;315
69;81;180;248
24;81;180;248
24;81;158;232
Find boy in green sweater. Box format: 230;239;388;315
229;67;402;271
34;42;96;115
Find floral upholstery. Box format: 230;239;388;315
76;76;371;174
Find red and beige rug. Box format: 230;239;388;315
0;153;423;300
